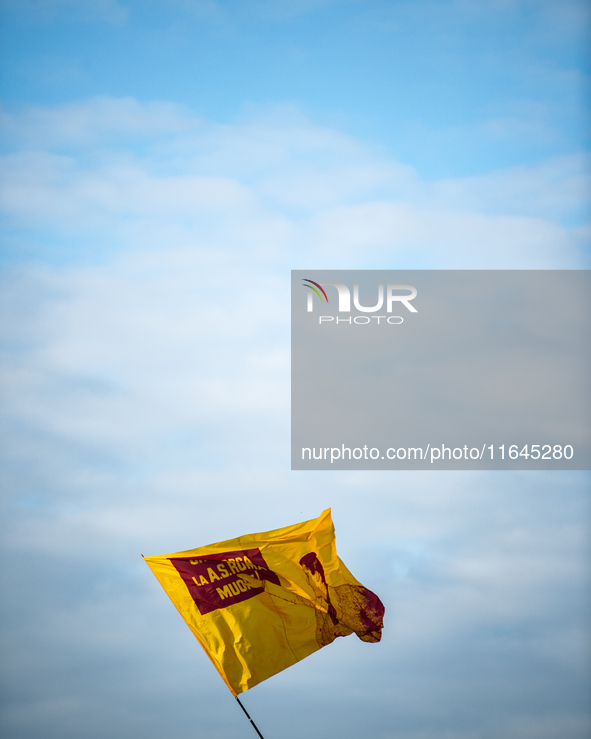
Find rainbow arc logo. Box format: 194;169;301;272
302;278;329;303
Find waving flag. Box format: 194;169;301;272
144;509;384;695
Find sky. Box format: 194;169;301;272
0;1;590;738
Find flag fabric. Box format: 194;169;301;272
143;509;384;695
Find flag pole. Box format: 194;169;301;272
235;696;266;738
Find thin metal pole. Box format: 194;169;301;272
235;696;266;739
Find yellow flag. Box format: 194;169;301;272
144;509;384;695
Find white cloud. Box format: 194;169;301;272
426;153;591;220
1;97;588;268
0;97;191;149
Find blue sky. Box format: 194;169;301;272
0;2;590;738
1;0;589;177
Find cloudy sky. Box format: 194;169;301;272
0;1;589;738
